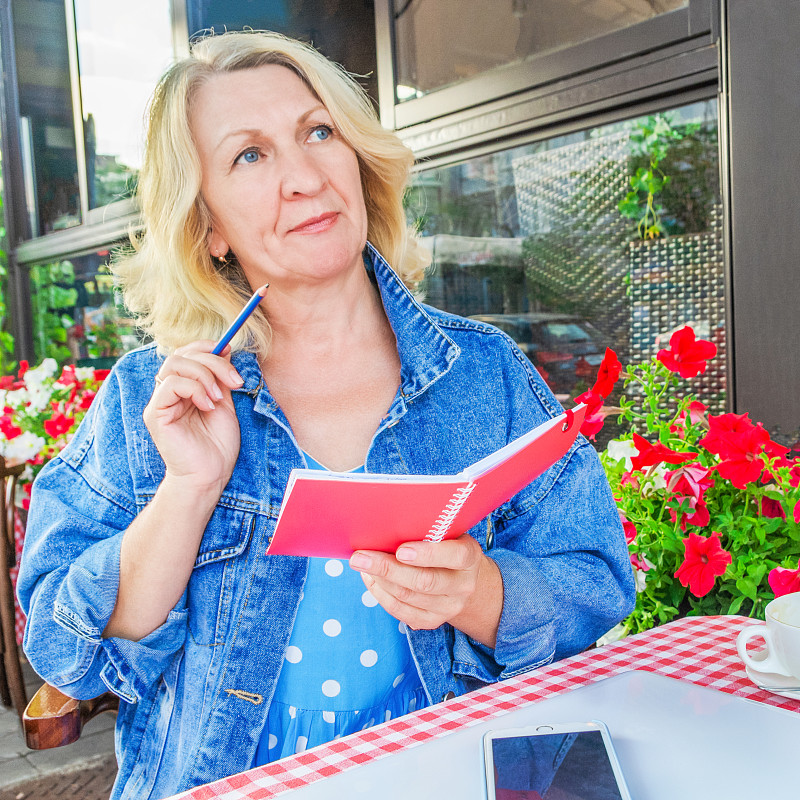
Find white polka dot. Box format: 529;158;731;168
288;706;296;719
408;697;417;712
323;710;335;724
285;645;302;663
325;560;344;577
322;679;341;697
398;621;406;633
323;619;342;637
361;590;378;607
295;736;308;753
268;733;278;749
360;649;378;667
392;673;405;688
384;710;392;722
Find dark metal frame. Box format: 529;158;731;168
375;0;718;132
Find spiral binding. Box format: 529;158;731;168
426;483;477;542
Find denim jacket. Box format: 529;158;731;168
18;244;634;799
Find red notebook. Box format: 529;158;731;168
266;404;586;558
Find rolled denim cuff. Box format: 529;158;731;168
99;609;189;702
451;548;555;684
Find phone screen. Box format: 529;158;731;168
489;730;626;800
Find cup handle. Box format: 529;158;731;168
736;625;792;677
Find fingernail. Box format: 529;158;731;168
350;553;371;570
230;370;244;386
211;383;224;401
396;546;417;563
204;397;216;410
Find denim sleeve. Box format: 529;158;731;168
17;371;187;703
452;439;636;685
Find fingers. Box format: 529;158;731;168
349;535;484;630
153;344;244;412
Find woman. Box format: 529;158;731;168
18;31;635;800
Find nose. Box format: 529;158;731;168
278;145;326;199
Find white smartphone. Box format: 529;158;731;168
482;720;633;800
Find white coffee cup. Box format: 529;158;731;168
737;593;800;678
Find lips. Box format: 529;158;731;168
289;212;338;234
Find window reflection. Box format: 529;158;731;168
407;100;723;437
12;0;81;235
73;0;174;209
29;247;140;367
195;0;378;105
394;0;688;102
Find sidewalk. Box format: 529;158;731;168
0;658;117;798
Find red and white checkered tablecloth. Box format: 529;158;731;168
170;614;796;800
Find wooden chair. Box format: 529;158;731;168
0;457;27;720
23;682;118;749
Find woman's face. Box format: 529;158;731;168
191;64;369;290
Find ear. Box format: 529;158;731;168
207;227;230;260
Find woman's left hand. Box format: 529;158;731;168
349;534;504;648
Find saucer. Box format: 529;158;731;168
745;663;800;700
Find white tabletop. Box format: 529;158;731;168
270;670;797;800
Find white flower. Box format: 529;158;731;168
596;622;629;647
24;358;58;386
634;566;650;593
74;367;97;381
1;431;45;463
605;438;637;470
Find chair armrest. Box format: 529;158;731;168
23;683;119;749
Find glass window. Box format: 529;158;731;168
393;0;688;103
192;0;378;104
73;0;174;209
28;246;140;368
12;0;82;235
406;99;722;443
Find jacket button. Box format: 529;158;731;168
440;691;456;702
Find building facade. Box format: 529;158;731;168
0;0;797;437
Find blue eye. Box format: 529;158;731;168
308;125;333;142
235;149;260;165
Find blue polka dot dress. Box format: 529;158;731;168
255;454;429;764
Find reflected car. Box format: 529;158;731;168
469;313;608;396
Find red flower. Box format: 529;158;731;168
768;563;800;598
759;497;787;520
579;408;606;441
657;326;717;379
17;360;29;379
630;433;696;472
619;511;637;545
591;348;622;397
794;499;800;524
700;413;788;490
575;388;603;416
666;464;714;529
574;388;607;439
79;390;97;409
58;365;79;385
94;369;111;381
674;532;732;598
0;415;22;440
43;412;75;439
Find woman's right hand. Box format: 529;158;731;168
143;341;244;492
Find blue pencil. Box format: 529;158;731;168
211;284;269;355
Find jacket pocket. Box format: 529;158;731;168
187;501;257;646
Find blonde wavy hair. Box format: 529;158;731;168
114;30;430;356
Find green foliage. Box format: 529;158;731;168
618;114;702;240
29;260;77;363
